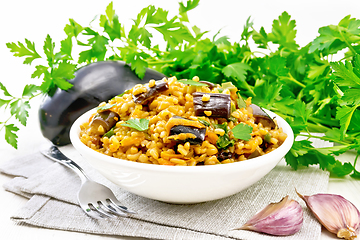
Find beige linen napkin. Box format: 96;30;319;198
0;139;331;240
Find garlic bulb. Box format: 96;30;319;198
296;191;360;240
235;195;303;235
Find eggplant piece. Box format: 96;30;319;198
90;110;119;135
165;116;206;133
192;92;231;119
248;147;263;159
169;125;206;145
166;116;206;145
39;61;166;146
249;104;276;129
217;151;233;161
133;81;169;104
199;81;216;89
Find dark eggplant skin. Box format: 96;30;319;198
133;81;169;104
90;110;119;134
249;104;276;129
39;61;166;146
167;116;206;145
192;92;231;119
169;125;206;145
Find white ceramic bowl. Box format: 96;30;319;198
70;109;294;204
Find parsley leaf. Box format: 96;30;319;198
100;2;122;41
96;103;116;111
6;39;41;64
252;26;269;49
285;140;314;170
236;92;246;109
0;82;12;97
327;161;354;177
5;124;19;149
153;20;195;48
351;169;360;179
117;90;130;98
309;15;360;55
287;99;312;135
268;11;298;50
340;89;360;105
197;118;210;127
232;123;253;141
0;99;11;108
44;34;55;66
268;55;289;77
10;99;30;126
60;35;73;58
51;62;76;90
103;126;116;138
179;0;200;22
336;105;360;138
130;55;148;79
121;119;149;131
178;79;207;86
240;16;254;42
64;19;83;38
22;84;40;98
331;61;360;87
222;62;254;95
79;28;109;63
214;123;234;149
31;65;49;79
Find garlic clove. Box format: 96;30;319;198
296;190;360;240
235;195;303;236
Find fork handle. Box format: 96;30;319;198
41;144;89;184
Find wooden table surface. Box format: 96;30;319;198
1;1;359;239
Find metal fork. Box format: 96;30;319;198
40;144;136;219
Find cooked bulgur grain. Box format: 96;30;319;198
79;77;287;166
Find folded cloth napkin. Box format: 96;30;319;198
0;139;331;240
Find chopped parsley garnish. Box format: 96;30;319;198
236;92;246;109
197;118;210;127
178;79;207;87
232;123;253;141
214;123;235;149
96;103;116;111
103;126;116;138
117;89;130;97
120;118;149;131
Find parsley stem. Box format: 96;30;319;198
0;114;14;132
306;122;330;133
29;92;42;100
297;133;350;145
147;59;175;65
273;110;338;131
212;66;223;71
354;153;359;169
251;51;267;56
308;116;339;128
280;73;306;88
338;26;358;55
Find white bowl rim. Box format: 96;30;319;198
70;108;294;174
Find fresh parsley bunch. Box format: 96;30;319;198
2;0;359;178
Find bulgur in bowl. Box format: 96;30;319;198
70;76;294;203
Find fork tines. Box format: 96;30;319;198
85;198;136;219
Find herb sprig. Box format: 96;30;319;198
232;123;253;141
2;1;360;178
214;123;235;150
121;119;149;132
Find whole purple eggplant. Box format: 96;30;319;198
39;61;166;146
